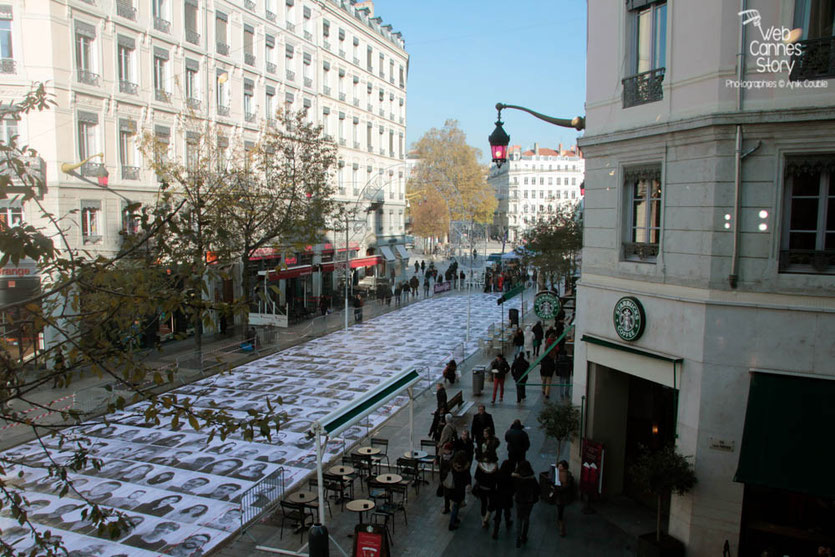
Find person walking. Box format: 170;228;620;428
491;460;515;539
352;293;364;323
423;275;430;298
523;325;534;360
504;419;530;468
477;427;501;464
414;261;419;274
556;347;572;400
459;270;466;290
429;383;448;441
511;352;529;404
446;451;471;531
554;460;575;538
489;353;510;404
438;413;457;452
420;260;425;273
539;347;556;399
473;454;499;529
454;429;474;469
438;442;454;514
512;460;540;548
532;321;544;357
471;404;495;448
410;274;419;298
512;327;525;359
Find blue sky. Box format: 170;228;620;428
376;0;587;161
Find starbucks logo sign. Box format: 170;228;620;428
534;291;561;320
613;296;646;341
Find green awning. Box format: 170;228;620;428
734;372;835;498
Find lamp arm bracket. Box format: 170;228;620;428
496;103;585;131
61;152;104;173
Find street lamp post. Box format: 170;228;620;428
488;103;585;168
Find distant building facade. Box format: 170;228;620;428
488;143;584;243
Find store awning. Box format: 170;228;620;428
379;246;396;262
350;255;382;269
581;334;682;389
267;265;312;280
395;245;410;259
734;372;835;497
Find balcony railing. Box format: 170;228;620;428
80;162;105;178
378;108;384;117
266;62;277;74
353;57;360;65
339;92;346;101
304;31;312;40
186;29;200;45
367;103;373;111
77;69;100;86
266;10;276;21
116;2;136;20
324;40;331;51
217;42;229;56
622;67;665;108
245;112;256;123
339;49;346;58
0;58;14;74
245;53;256;66
155;89;172;102
378;148;385;155
119;80;138;95
186;97;201;110
286;70;295;81
367;146;373;153
623;242;659;261
218;105;230;116
154;17;171;33
121;165;140;180
389;77;394;84
353;141;360;149
389;112;394;120
779;249;835;273
286;22;295;33
399;117;404;124
353;98;359;106
244;0;255;10
82;234;102;246
790;37;835;81
323;86;331;96
339;138;346;146
304;77;313;88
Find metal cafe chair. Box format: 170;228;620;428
370;438;390;472
278;500;311;543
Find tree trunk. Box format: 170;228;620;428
656;494;662;543
240;252;251;340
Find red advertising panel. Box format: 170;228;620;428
580;438;604;496
353;525;389;557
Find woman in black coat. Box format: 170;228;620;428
473;458;498;528
512;460;540;548
491;459;515;539
445;451;471;531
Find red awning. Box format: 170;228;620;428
267;265;313;280
350;255;383;269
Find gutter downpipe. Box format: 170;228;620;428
730;0;749;289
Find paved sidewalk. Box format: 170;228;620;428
215;315;641;557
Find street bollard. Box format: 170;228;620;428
309;523;329;557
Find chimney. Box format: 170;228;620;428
533;142;539;155
558;142;563;155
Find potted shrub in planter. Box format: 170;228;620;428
537;401;580;459
630;444;697;557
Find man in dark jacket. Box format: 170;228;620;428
505;419;530;467
532;321;544;356
471;404;495;446
511;353;529;403
429;383;448;440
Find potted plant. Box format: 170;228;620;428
537;401;580;460
630;444;697;557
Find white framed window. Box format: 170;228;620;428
780;155;835;273
216;70;228;109
75;20;98;84
1;115;17;144
623;164;662;261
631;1;666;74
244;24;255;65
118;119;139;179
266;88;275;120
77;112;98;161
0;6;15;72
80;200;102;244
0;202;22;227
153;48;169;94
216;12;228;53
117;36;135;87
244;80;255;119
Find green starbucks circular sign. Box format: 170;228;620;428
613;296;646;341
534;291;561;320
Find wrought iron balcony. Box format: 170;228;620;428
244;0;255;10
323;86;331;96
353;141;360;149
245;53;256;66
790;37;835;81
779;249;835;273
623;242;659;261
367;103;373;111
154;17;171;33
121;165;140;180
218;105;230;116
116;2;136;20
119;80;138;95
80;162;105;177
266;62;277;74
245;112;256;123
389;77;394;84
304;77;313;88
339;92;346;101
389;112;394;121
304;31;312;40
186;97;201;110
77;69;100;86
339;49;346;58
339;138;346;146
155;89;172;102
622;67;665;108
0;58;16;74
217;42;229;56
367;146;373;153
186;29;200;45
286;22;295;33
378;108;384;117
353;98;359;106
399;117;404;124
353;57;360;65
378;148;385;155
82;234;102;245
266;10;276;21
324;40;331;51
286;70;295;81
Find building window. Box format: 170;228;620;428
80;200;101;244
152;0;170;32
623;164;662;261
244;80;254;121
76;112;98;164
184;0;199;44
780;155;835;273
366;45;373;71
216;12;228;54
244;24;255;65
265;88;275;120
0;203;22;228
623;1;666;108
0;6;14;74
122;202;140;235
119;119;139;180
215;71;228;112
265;35;276;72
117;37;137;94
790;0;835;81
153;49;170;101
75;21;98;85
